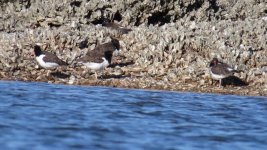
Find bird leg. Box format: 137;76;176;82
94;72;98;80
211;79;214;85
46;70;52;76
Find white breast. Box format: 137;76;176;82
36;55;59;69
226;67;234;71
210;71;227;80
113;49;120;56
209;69;232;80
83;57;109;71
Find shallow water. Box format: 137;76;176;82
0;81;266;150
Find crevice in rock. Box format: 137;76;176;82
208;0;219;13
186;0;203;12
206;0;220;21
84;10;92;19
91;19;103;25
147;10;171;26
24;0;31;9
113;11;122;22
0;0;16;4
0;0;31;10
70;1;82;7
160;0;165;6
89;9;106;25
160;0;172;6
134;17;141;26
48;23;61;28
181;0;204;18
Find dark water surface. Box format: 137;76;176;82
0;81;266;150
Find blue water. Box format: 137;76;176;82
0;81;266;150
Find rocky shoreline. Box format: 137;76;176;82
0;0;266;96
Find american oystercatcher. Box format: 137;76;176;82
209;58;238;87
33;45;68;69
102;18;132;34
76;38;120;79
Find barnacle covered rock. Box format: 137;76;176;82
0;0;266;96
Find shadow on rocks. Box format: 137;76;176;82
222;76;248;86
50;71;70;79
109;61;135;68
100;74;131;80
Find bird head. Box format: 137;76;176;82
209;58;219;67
110;37;120;50
33;45;43;57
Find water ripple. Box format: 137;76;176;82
0;81;267;150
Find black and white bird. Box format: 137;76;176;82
87;37;120;56
33;45;68;69
76;38;120;79
102;18;132;34
209;58;238;87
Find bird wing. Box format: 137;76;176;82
218;62;235;71
104;22;132;34
77;50;104;63
211;64;232;75
118;28;132;34
103;22;119;29
42;52;68;65
80;42;116;64
91;42;116;53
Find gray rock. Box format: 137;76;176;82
0;0;266;96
